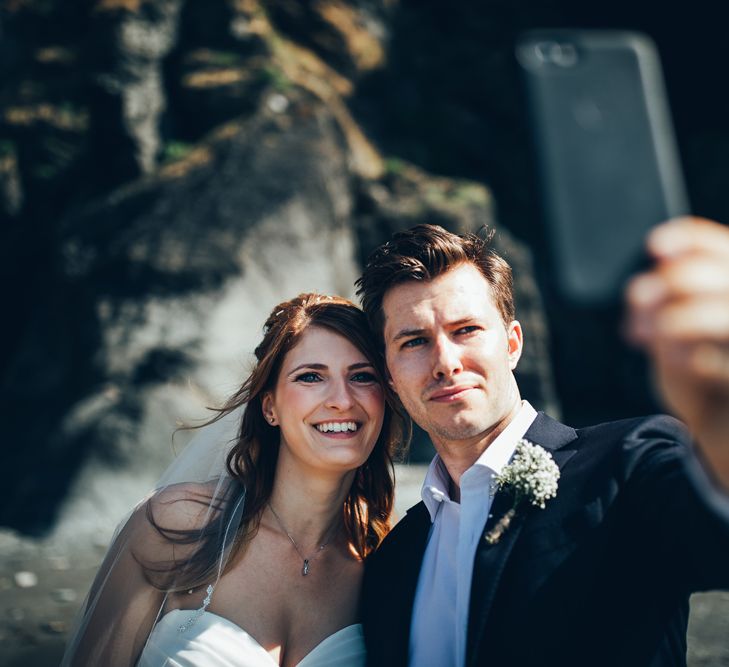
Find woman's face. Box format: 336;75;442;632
263;325;385;475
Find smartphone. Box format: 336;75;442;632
516;30;690;306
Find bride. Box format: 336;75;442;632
62;293;405;666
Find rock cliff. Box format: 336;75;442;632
1;0;555;537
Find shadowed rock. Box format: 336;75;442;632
3;89;361;537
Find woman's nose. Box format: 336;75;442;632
325;378;356;410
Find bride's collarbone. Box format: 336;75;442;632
225;544;361;615
249;527;363;590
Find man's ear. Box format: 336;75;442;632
507;320;524;370
385;366;398;395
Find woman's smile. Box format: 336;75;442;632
314;420;361;437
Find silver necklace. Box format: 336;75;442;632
267;502;339;576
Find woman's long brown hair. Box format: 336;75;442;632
143;293;407;591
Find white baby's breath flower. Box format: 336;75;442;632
494;439;560;509
484;439;560;545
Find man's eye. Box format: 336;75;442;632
456;326;480;335
402;337;427;349
295;372;322;383
351;371;378;384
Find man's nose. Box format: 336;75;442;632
325;378;356;410
432;335;464;379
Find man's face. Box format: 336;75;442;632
382;262;523;449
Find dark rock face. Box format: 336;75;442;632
265;0;391;79
1;0;555;534
3;90;365;536
87;0;185;178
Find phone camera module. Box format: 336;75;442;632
534;41;579;67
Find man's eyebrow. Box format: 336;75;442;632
448;317;476;328
391;328;427;343
391;318;476;343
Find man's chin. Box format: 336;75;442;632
431;421;488;444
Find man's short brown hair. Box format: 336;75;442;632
355;224;515;344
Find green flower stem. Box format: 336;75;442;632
484;507;517;545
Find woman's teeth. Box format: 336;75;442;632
316;421;358;433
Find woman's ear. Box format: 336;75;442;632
261;393;277;425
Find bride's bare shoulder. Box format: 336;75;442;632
125;479;237;562
146;480;227;529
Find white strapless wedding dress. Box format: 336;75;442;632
136;609;366;667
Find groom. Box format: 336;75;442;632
356;221;729;667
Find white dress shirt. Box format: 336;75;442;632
408;401;538;667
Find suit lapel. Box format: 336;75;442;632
465;413;578;666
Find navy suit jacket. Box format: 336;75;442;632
361;413;729;667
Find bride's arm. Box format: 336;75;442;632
63;483;217;666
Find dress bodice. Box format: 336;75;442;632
136;609;366;667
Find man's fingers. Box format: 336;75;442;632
654;296;729;341
627;256;729;308
647;217;729;260
627;296;729;345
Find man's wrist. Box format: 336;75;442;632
685;445;729;522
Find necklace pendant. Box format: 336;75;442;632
302;559;309;576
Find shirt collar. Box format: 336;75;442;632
420;401;538;522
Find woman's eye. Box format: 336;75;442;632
402;337;427;349
351;371;378;384
295;372;322;383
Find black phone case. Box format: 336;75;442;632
517;30;689;305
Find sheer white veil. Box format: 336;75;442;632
157;407;243;489
60;406;248;667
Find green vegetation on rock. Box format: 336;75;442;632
162;141;194;163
